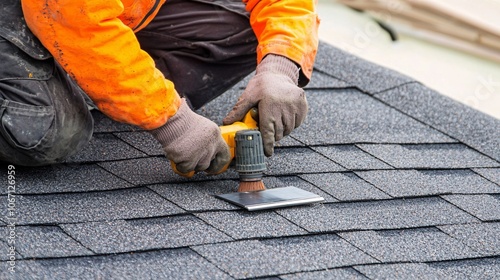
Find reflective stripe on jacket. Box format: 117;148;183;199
21;0;319;130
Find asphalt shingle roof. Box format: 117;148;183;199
1;41;499;279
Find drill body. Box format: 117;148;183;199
171;109;259;177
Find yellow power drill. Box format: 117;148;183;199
171;108;259;178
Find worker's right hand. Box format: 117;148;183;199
223;54;307;157
149;98;231;174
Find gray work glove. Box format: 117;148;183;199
223;54;308;156
150;98;231;174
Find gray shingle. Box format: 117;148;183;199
262;176;337;203
0;164;132;195
13;249;231;280
292;89;454;145
192;234;377;279
114;131;163;156
1;240;18;261
313;145;393;170
275;136;306;148
354;263;447;280
356;169;500;198
65;133;147;163
4;188;184;225
375;83;500;161
430;258;500;280
61;216;232;254
99;157;175;185
149;181;240;211
280;268;366;280
442;194;500;221
305;70;351;89
314;41;414;93
439;223;500;256
340;228;482;262
91;110;139;133
0;226;93;258
197;86;240;123
473;168;500;185
99;157;239;186
277;198;478;232
357;144;500;169
300;173;391;201
266;148;345;175
195;211;307;239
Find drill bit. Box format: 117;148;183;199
235;130;267;192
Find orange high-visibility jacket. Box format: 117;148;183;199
21;0;319;130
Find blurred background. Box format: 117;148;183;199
317;0;500;119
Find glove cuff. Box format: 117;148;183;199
149;98;192;146
257;54;300;85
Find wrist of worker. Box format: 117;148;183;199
149;98;192;146
258;54;300;86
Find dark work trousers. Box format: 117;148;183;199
0;0;257;166
136;0;258;109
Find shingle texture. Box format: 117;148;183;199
292;89;455;146
149;181;240;211
430;258;500;279
114;131;164;156
60;216;232;254
473;168;500;185
339;228;482;262
0;164;132;194
442;194;500;221
358;144;500;169
195;211;307;239
280;268;367;280
313;145;393;170
265;147;345;175
376;83;500;161
192;235;377;279
355;263;448;279
277;198;478;232
300;172;391;201
65;133;147;163
11;249;232;280
1;188;184;225
4;42;500;279
0;226;93;258
356;169;500;197
314;42;414;93
438;223;500;255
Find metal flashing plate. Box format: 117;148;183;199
216;186;325;211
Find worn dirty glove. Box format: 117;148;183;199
223;54;308;156
150;98;231;174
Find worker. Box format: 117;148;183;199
0;0;319;174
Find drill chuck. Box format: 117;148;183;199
235;130;266;181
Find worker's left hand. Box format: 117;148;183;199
223;54;307;157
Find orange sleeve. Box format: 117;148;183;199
243;0;320;86
21;0;181;130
